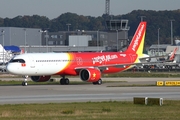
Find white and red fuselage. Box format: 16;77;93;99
7;52;138;75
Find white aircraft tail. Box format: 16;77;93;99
20;49;25;54
0;44;7;53
0;44;14;64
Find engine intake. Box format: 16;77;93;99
31;76;51;82
80;68;101;82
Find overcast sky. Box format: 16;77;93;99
0;0;180;19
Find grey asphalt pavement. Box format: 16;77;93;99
0;77;180;104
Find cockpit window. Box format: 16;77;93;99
9;59;25;63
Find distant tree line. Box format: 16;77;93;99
0;10;180;46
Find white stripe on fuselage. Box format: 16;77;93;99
7;53;70;75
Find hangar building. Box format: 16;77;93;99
0;19;129;53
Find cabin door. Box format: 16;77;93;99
28;55;35;68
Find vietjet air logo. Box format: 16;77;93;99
92;54;118;64
132;23;145;52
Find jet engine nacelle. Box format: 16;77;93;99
80;68;101;82
31;76;51;82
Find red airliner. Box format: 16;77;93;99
7;21;147;86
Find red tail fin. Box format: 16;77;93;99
21;49;25;54
169;47;178;61
125;22;147;55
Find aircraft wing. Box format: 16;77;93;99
74;62;139;72
138;55;167;61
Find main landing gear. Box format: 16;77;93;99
22;75;28;86
93;79;102;85
60;76;70;85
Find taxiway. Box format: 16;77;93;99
0;77;180;104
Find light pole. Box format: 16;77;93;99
24;29;26;53
66;23;71;31
169;20;175;45
39;30;48;52
44;30;48;52
116;29;119;51
38;30;42;46
97;30;99;51
158;28;160;56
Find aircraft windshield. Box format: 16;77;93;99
9;59;25;63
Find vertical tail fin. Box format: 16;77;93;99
0;44;6;53
21;49;25;54
169;47;178;61
126;22;147;55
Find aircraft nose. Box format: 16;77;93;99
6;64;11;73
6;64;15;74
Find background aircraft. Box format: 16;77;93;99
138;47;178;70
6;21;147;86
0;44;12;64
167;47;178;62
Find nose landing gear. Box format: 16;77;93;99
22;75;28;86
